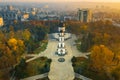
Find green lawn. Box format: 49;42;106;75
34;40;48;54
25;57;51;77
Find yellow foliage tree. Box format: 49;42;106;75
7;38;25;63
17;40;24;47
9;31;15;38
0;31;5;42
8;38;25;51
90;45;114;72
17;39;25;56
0;44;15;69
103;33;111;44
80;25;88;31
8;38;17;50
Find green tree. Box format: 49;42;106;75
14;58;27;79
80;32;93;52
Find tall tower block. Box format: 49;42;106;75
78;9;92;23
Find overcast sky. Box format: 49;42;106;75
1;0;120;2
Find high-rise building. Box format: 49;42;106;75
78;9;92;23
0;17;4;27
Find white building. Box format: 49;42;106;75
59;37;64;42
57;48;66;55
61;49;66;55
58;43;65;48
59;33;64;37
62;43;65;48
57;49;61;55
59;37;61;42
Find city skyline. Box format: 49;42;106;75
1;0;120;3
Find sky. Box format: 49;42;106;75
1;0;120;2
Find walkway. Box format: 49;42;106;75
75;73;92;80
21;73;48;80
22;33;91;80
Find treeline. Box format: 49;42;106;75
12;21;49;52
67;20;120;80
67;20;120;53
15;20;59;33
0;21;49;79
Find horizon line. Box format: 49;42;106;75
1;1;120;3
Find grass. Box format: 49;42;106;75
34;40;48;54
74;39;82;52
25;57;51;78
76;44;81;52
75;39;81;43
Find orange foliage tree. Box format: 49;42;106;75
90;45;114;72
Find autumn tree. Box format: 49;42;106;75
8;38;17;51
22;29;31;41
15;39;25;62
15;30;23;39
80;25;88;34
112;66;120;80
0;31;6;43
7;38;25;62
0;43;13;69
9;26;15;38
90;45;114;72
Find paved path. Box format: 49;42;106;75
23;33;91;80
21;73;48;80
65;34;90;58
48;35;74;80
26;34;58;63
75;73;92;80
48;33;90;80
